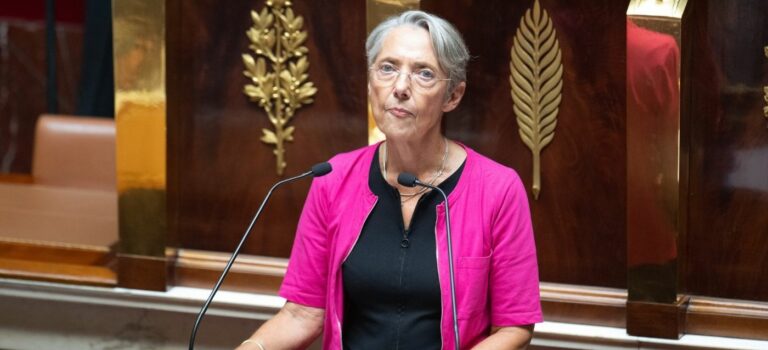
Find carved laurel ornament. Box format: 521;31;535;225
509;0;563;199
764;46;768;119
242;0;317;175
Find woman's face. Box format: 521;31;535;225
368;26;465;143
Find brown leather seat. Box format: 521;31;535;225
32;115;116;192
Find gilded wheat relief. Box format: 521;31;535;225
509;0;563;199
242;0;317;175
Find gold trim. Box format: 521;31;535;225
242;0;317;175
175;248;287;275
626;0;687;304
113;1;166;192
112;0;167;259
509;0;563;200
372;0;419;6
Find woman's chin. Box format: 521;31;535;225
380;130;416;143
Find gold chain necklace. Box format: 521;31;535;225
381;137;448;203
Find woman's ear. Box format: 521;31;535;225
442;81;466;113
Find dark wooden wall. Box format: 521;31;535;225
168;0;629;289
0;22;83;173
167;0;368;257
684;0;768;302
166;0;768;302
424;0;629;289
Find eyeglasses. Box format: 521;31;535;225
369;63;451;90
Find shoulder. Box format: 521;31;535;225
460;146;530;225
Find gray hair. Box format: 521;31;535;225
366;10;469;94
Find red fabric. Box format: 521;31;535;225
626;20;680;266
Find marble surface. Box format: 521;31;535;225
0;279;316;350
0;278;765;350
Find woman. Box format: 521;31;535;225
238;10;541;350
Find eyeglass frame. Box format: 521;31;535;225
368;62;452;90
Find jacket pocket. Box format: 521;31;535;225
455;255;491;320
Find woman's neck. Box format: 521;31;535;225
382;135;447;184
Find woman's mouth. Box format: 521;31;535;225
387;107;413;118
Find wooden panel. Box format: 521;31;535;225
685;0;768;301
0;173;34;184
0;21;83;174
117;254;169;291
0;183;118;247
627;297;689;339
540;283;626;328
167;0;368;257
686;297;768;341
423;0;629;288
0;258;115;286
0;239;113;266
0;239;116;287
172;249;284;294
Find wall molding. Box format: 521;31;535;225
3;246;768;342
687;297;768;341
0;239;116;287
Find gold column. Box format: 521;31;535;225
626;0;688;339
113;0;168;290
366;0;420;144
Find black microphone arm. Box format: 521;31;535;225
397;172;461;350
188;162;332;350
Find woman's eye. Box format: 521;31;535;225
380;64;396;73
417;70;435;80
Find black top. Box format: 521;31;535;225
341;146;465;350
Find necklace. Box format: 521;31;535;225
381;137;449;203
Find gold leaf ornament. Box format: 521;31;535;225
764;46;768;119
243;0;316;175
509;0;563;199
764;86;768;119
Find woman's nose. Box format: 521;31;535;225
392;72;411;100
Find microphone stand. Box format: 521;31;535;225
398;173;460;350
188;163;331;350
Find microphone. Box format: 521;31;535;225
310;162;332;177
397;172;461;350
189;162;333;350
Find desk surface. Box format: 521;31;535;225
0;183;117;247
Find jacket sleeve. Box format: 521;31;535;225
278;177;330;309
489;175;543;326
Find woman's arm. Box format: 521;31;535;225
483;175;541;349
471;325;534;350
236;302;325;350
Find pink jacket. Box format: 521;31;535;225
280;143;542;349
